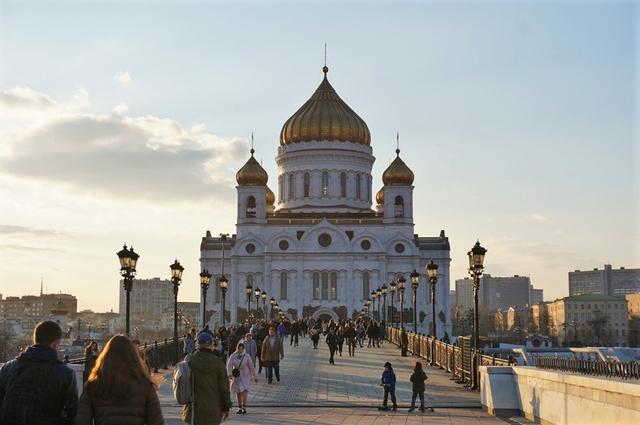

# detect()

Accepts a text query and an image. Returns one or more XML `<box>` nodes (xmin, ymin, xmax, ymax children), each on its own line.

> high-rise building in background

<box><xmin>455</xmin><ymin>274</ymin><xmax>535</xmax><ymax>312</ymax></box>
<box><xmin>118</xmin><ymin>277</ymin><xmax>173</xmax><ymax>318</ymax></box>
<box><xmin>530</xmin><ymin>287</ymin><xmax>544</xmax><ymax>304</ymax></box>
<box><xmin>569</xmin><ymin>265</ymin><xmax>640</xmax><ymax>296</ymax></box>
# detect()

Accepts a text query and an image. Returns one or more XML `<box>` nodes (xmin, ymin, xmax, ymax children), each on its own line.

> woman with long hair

<box><xmin>74</xmin><ymin>335</ymin><xmax>164</xmax><ymax>425</ymax></box>
<box><xmin>83</xmin><ymin>340</ymin><xmax>98</xmax><ymax>383</ymax></box>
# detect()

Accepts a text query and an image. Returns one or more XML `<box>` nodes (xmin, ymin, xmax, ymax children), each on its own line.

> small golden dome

<box><xmin>280</xmin><ymin>66</ymin><xmax>370</xmax><ymax>146</ymax></box>
<box><xmin>236</xmin><ymin>149</ymin><xmax>268</xmax><ymax>186</ymax></box>
<box><xmin>265</xmin><ymin>186</ymin><xmax>275</xmax><ymax>206</ymax></box>
<box><xmin>382</xmin><ymin>149</ymin><xmax>414</xmax><ymax>185</ymax></box>
<box><xmin>375</xmin><ymin>188</ymin><xmax>384</xmax><ymax>204</ymax></box>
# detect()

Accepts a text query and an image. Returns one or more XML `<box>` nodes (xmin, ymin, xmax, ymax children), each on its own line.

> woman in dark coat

<box><xmin>75</xmin><ymin>335</ymin><xmax>163</xmax><ymax>425</ymax></box>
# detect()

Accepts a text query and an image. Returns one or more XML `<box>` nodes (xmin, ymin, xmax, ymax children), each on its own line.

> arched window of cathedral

<box><xmin>215</xmin><ymin>275</ymin><xmax>222</xmax><ymax>303</ymax></box>
<box><xmin>321</xmin><ymin>272</ymin><xmax>329</xmax><ymax>300</ymax></box>
<box><xmin>280</xmin><ymin>272</ymin><xmax>288</xmax><ymax>300</ymax></box>
<box><xmin>247</xmin><ymin>274</ymin><xmax>254</xmax><ymax>288</ymax></box>
<box><xmin>288</xmin><ymin>173</ymin><xmax>294</xmax><ymax>200</ymax></box>
<box><xmin>330</xmin><ymin>272</ymin><xmax>337</xmax><ymax>299</ymax></box>
<box><xmin>340</xmin><ymin>172</ymin><xmax>347</xmax><ymax>197</ymax></box>
<box><xmin>246</xmin><ymin>196</ymin><xmax>256</xmax><ymax>218</ymax></box>
<box><xmin>304</xmin><ymin>173</ymin><xmax>310</xmax><ymax>198</ymax></box>
<box><xmin>313</xmin><ymin>272</ymin><xmax>320</xmax><ymax>300</ymax></box>
<box><xmin>278</xmin><ymin>175</ymin><xmax>284</xmax><ymax>202</ymax></box>
<box><xmin>394</xmin><ymin>195</ymin><xmax>404</xmax><ymax>217</ymax></box>
<box><xmin>362</xmin><ymin>272</ymin><xmax>370</xmax><ymax>300</ymax></box>
<box><xmin>321</xmin><ymin>172</ymin><xmax>329</xmax><ymax>197</ymax></box>
<box><xmin>356</xmin><ymin>173</ymin><xmax>361</xmax><ymax>199</ymax></box>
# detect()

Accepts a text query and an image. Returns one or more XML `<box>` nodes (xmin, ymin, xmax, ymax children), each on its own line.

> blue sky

<box><xmin>0</xmin><ymin>0</ymin><xmax>637</xmax><ymax>311</ymax></box>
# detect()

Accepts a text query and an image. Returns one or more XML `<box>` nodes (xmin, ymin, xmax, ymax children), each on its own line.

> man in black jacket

<box><xmin>0</xmin><ymin>320</ymin><xmax>78</xmax><ymax>424</ymax></box>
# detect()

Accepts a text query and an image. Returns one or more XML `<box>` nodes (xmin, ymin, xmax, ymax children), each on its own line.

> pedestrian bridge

<box><xmin>157</xmin><ymin>335</ymin><xmax>505</xmax><ymax>424</ymax></box>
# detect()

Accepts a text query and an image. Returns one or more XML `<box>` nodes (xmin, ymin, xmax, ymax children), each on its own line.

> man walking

<box><xmin>325</xmin><ymin>328</ymin><xmax>338</xmax><ymax>365</ymax></box>
<box><xmin>0</xmin><ymin>320</ymin><xmax>78</xmax><ymax>425</ymax></box>
<box><xmin>182</xmin><ymin>331</ymin><xmax>232</xmax><ymax>425</ymax></box>
<box><xmin>261</xmin><ymin>326</ymin><xmax>284</xmax><ymax>384</ymax></box>
<box><xmin>344</xmin><ymin>323</ymin><xmax>357</xmax><ymax>357</ymax></box>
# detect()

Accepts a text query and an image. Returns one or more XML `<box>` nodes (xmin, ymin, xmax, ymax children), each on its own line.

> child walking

<box><xmin>409</xmin><ymin>361</ymin><xmax>433</xmax><ymax>412</ymax></box>
<box><xmin>378</xmin><ymin>361</ymin><xmax>397</xmax><ymax>411</ymax></box>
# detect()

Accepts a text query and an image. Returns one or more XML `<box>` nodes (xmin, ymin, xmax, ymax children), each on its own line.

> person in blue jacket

<box><xmin>378</xmin><ymin>361</ymin><xmax>397</xmax><ymax>411</ymax></box>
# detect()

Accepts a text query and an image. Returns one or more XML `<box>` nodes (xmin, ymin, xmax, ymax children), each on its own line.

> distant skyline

<box><xmin>1</xmin><ymin>1</ymin><xmax>637</xmax><ymax>312</ymax></box>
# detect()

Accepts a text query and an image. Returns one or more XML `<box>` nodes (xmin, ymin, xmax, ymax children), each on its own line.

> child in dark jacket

<box><xmin>378</xmin><ymin>362</ymin><xmax>397</xmax><ymax>411</ymax></box>
<box><xmin>409</xmin><ymin>361</ymin><xmax>433</xmax><ymax>412</ymax></box>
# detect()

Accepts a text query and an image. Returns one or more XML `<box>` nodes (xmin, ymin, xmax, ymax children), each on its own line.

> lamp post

<box><xmin>410</xmin><ymin>270</ymin><xmax>420</xmax><ymax>333</ymax></box>
<box><xmin>381</xmin><ymin>284</ymin><xmax>388</xmax><ymax>324</ymax></box>
<box><xmin>468</xmin><ymin>240</ymin><xmax>487</xmax><ymax>390</ymax></box>
<box><xmin>376</xmin><ymin>288</ymin><xmax>382</xmax><ymax>321</ymax></box>
<box><xmin>219</xmin><ymin>233</ymin><xmax>229</xmax><ymax>326</ymax></box>
<box><xmin>199</xmin><ymin>269</ymin><xmax>212</xmax><ymax>328</ymax></box>
<box><xmin>170</xmin><ymin>259</ymin><xmax>184</xmax><ymax>363</ymax></box>
<box><xmin>426</xmin><ymin>261</ymin><xmax>439</xmax><ymax>339</ymax></box>
<box><xmin>254</xmin><ymin>287</ymin><xmax>261</xmax><ymax>320</ymax></box>
<box><xmin>245</xmin><ymin>282</ymin><xmax>253</xmax><ymax>322</ymax></box>
<box><xmin>117</xmin><ymin>244</ymin><xmax>139</xmax><ymax>336</ymax></box>
<box><xmin>398</xmin><ymin>276</ymin><xmax>406</xmax><ymax>329</ymax></box>
<box><xmin>261</xmin><ymin>291</ymin><xmax>267</xmax><ymax>318</ymax></box>
<box><xmin>370</xmin><ymin>290</ymin><xmax>377</xmax><ymax>320</ymax></box>
<box><xmin>270</xmin><ymin>297</ymin><xmax>276</xmax><ymax>319</ymax></box>
<box><xmin>366</xmin><ymin>300</ymin><xmax>371</xmax><ymax>319</ymax></box>
<box><xmin>390</xmin><ymin>281</ymin><xmax>397</xmax><ymax>328</ymax></box>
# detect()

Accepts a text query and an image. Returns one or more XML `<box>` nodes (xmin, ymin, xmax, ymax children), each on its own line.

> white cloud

<box><xmin>0</xmin><ymin>86</ymin><xmax>248</xmax><ymax>202</ymax></box>
<box><xmin>114</xmin><ymin>71</ymin><xmax>132</xmax><ymax>86</ymax></box>
<box><xmin>525</xmin><ymin>213</ymin><xmax>550</xmax><ymax>223</ymax></box>
<box><xmin>112</xmin><ymin>102</ymin><xmax>129</xmax><ymax>114</ymax></box>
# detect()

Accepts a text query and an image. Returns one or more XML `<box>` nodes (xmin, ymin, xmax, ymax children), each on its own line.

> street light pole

<box><xmin>219</xmin><ymin>233</ymin><xmax>229</xmax><ymax>326</ymax></box>
<box><xmin>390</xmin><ymin>281</ymin><xmax>397</xmax><ymax>328</ymax></box>
<box><xmin>261</xmin><ymin>291</ymin><xmax>267</xmax><ymax>319</ymax></box>
<box><xmin>410</xmin><ymin>270</ymin><xmax>420</xmax><ymax>333</ymax></box>
<box><xmin>170</xmin><ymin>259</ymin><xmax>184</xmax><ymax>363</ymax></box>
<box><xmin>398</xmin><ymin>276</ymin><xmax>406</xmax><ymax>330</ymax></box>
<box><xmin>381</xmin><ymin>284</ymin><xmax>387</xmax><ymax>324</ymax></box>
<box><xmin>199</xmin><ymin>269</ymin><xmax>212</xmax><ymax>328</ymax></box>
<box><xmin>270</xmin><ymin>297</ymin><xmax>275</xmax><ymax>320</ymax></box>
<box><xmin>254</xmin><ymin>287</ymin><xmax>261</xmax><ymax>321</ymax></box>
<box><xmin>426</xmin><ymin>261</ymin><xmax>439</xmax><ymax>340</ymax></box>
<box><xmin>246</xmin><ymin>283</ymin><xmax>253</xmax><ymax>322</ymax></box>
<box><xmin>467</xmin><ymin>240</ymin><xmax>487</xmax><ymax>390</ymax></box>
<box><xmin>117</xmin><ymin>244</ymin><xmax>139</xmax><ymax>337</ymax></box>
<box><xmin>376</xmin><ymin>288</ymin><xmax>382</xmax><ymax>321</ymax></box>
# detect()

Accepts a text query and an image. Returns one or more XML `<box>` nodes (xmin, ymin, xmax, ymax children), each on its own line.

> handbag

<box><xmin>231</xmin><ymin>354</ymin><xmax>244</xmax><ymax>378</ymax></box>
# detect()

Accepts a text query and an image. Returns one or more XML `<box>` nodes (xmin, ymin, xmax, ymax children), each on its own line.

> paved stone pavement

<box><xmin>158</xmin><ymin>336</ymin><xmax>507</xmax><ymax>424</ymax></box>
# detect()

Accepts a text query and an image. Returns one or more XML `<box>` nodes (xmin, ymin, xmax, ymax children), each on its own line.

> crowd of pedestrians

<box><xmin>0</xmin><ymin>316</ymin><xmax>433</xmax><ymax>424</ymax></box>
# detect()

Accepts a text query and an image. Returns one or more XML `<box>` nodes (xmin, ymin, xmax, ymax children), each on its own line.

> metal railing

<box><xmin>65</xmin><ymin>337</ymin><xmax>185</xmax><ymax>372</ymax></box>
<box><xmin>386</xmin><ymin>327</ymin><xmax>513</xmax><ymax>391</ymax></box>
<box><xmin>534</xmin><ymin>356</ymin><xmax>640</xmax><ymax>380</ymax></box>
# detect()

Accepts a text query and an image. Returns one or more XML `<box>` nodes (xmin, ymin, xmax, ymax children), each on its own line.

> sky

<box><xmin>0</xmin><ymin>0</ymin><xmax>637</xmax><ymax>312</ymax></box>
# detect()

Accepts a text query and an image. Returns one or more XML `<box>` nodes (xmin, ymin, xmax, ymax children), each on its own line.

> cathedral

<box><xmin>200</xmin><ymin>65</ymin><xmax>451</xmax><ymax>337</ymax></box>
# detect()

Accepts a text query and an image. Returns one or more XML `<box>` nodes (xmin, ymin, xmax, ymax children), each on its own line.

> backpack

<box><xmin>0</xmin><ymin>359</ymin><xmax>59</xmax><ymax>425</ymax></box>
<box><xmin>172</xmin><ymin>355</ymin><xmax>193</xmax><ymax>405</ymax></box>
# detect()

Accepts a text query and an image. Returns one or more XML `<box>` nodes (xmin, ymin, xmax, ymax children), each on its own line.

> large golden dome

<box><xmin>280</xmin><ymin>66</ymin><xmax>371</xmax><ymax>146</ymax></box>
<box><xmin>382</xmin><ymin>149</ymin><xmax>414</xmax><ymax>185</ymax></box>
<box><xmin>236</xmin><ymin>149</ymin><xmax>268</xmax><ymax>186</ymax></box>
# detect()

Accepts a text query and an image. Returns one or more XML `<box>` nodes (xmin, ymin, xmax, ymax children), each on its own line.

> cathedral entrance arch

<box><xmin>311</xmin><ymin>307</ymin><xmax>339</xmax><ymax>322</ymax></box>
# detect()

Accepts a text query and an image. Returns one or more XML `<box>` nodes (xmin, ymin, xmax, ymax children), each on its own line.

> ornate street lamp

<box><xmin>199</xmin><ymin>269</ymin><xmax>212</xmax><ymax>328</ymax></box>
<box><xmin>410</xmin><ymin>270</ymin><xmax>420</xmax><ymax>333</ymax></box>
<box><xmin>245</xmin><ymin>282</ymin><xmax>253</xmax><ymax>321</ymax></box>
<box><xmin>170</xmin><ymin>259</ymin><xmax>184</xmax><ymax>363</ymax></box>
<box><xmin>254</xmin><ymin>287</ymin><xmax>261</xmax><ymax>320</ymax></box>
<box><xmin>426</xmin><ymin>261</ymin><xmax>439</xmax><ymax>339</ymax></box>
<box><xmin>219</xmin><ymin>233</ymin><xmax>230</xmax><ymax>326</ymax></box>
<box><xmin>398</xmin><ymin>276</ymin><xmax>406</xmax><ymax>329</ymax></box>
<box><xmin>376</xmin><ymin>288</ymin><xmax>382</xmax><ymax>321</ymax></box>
<box><xmin>219</xmin><ymin>274</ymin><xmax>228</xmax><ymax>326</ymax></box>
<box><xmin>366</xmin><ymin>299</ymin><xmax>371</xmax><ymax>318</ymax></box>
<box><xmin>117</xmin><ymin>244</ymin><xmax>139</xmax><ymax>336</ymax></box>
<box><xmin>381</xmin><ymin>284</ymin><xmax>388</xmax><ymax>324</ymax></box>
<box><xmin>468</xmin><ymin>240</ymin><xmax>487</xmax><ymax>390</ymax></box>
<box><xmin>389</xmin><ymin>280</ymin><xmax>397</xmax><ymax>328</ymax></box>
<box><xmin>261</xmin><ymin>291</ymin><xmax>267</xmax><ymax>318</ymax></box>
<box><xmin>270</xmin><ymin>297</ymin><xmax>276</xmax><ymax>319</ymax></box>
<box><xmin>371</xmin><ymin>290</ymin><xmax>377</xmax><ymax>320</ymax></box>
